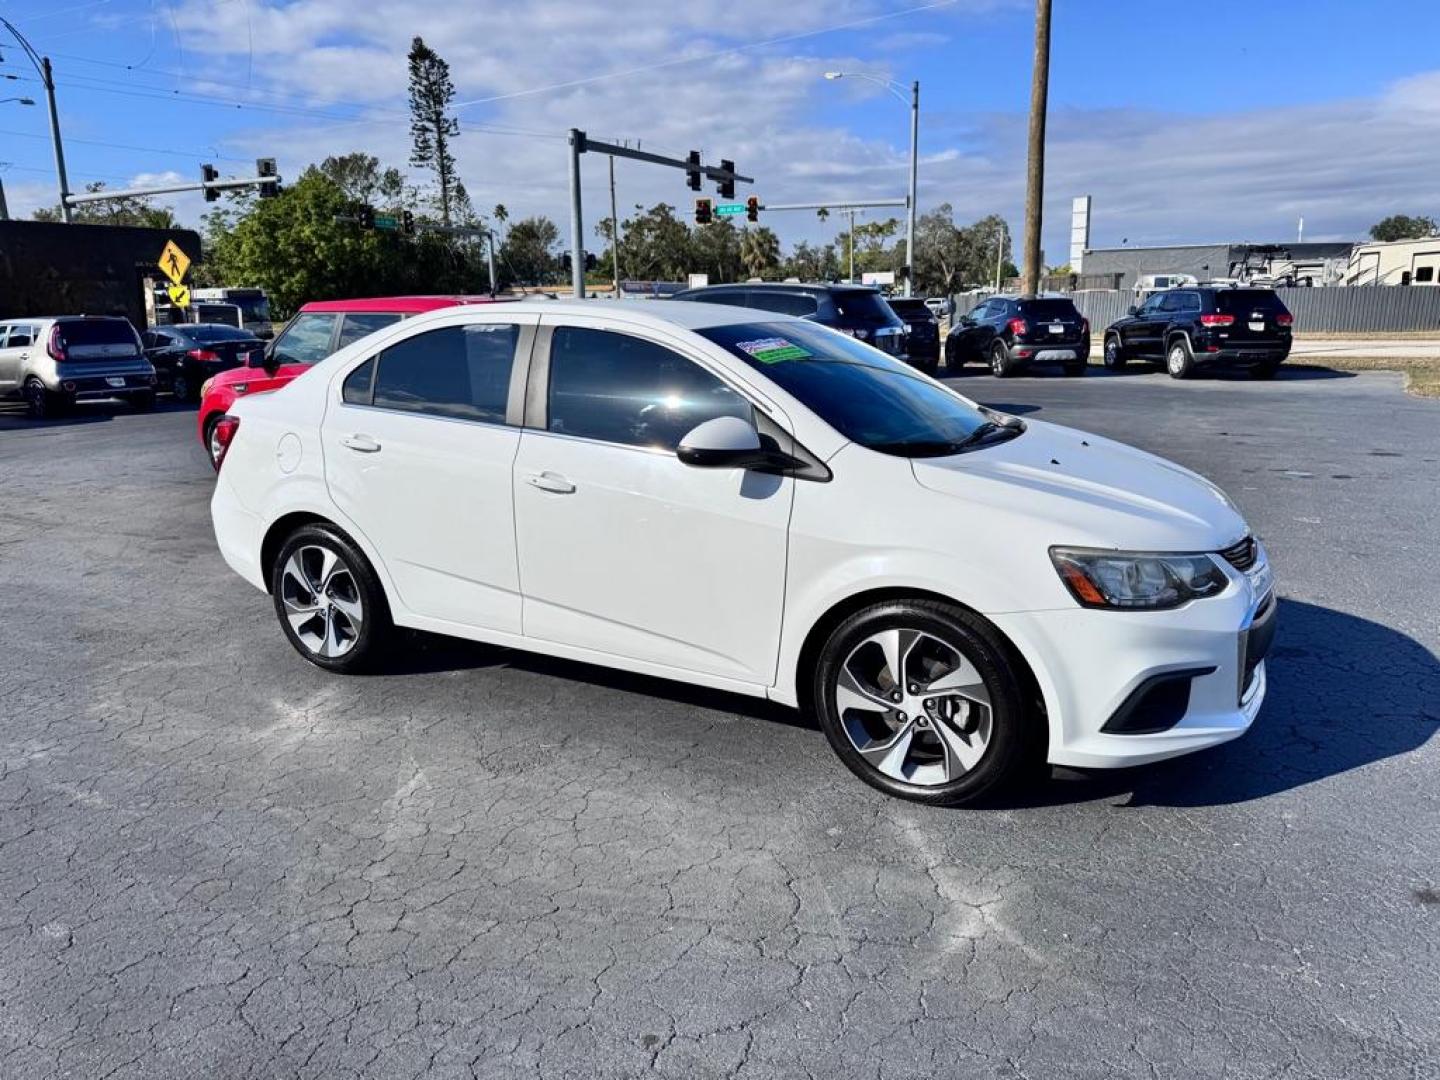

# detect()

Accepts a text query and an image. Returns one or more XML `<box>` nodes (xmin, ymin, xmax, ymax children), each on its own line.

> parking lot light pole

<box><xmin>0</xmin><ymin>17</ymin><xmax>72</xmax><ymax>223</ymax></box>
<box><xmin>824</xmin><ymin>72</ymin><xmax>919</xmax><ymax>297</ymax></box>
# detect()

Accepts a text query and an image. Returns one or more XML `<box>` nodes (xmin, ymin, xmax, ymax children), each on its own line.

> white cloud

<box><xmin>94</xmin><ymin>0</ymin><xmax>1440</xmax><ymax>263</ymax></box>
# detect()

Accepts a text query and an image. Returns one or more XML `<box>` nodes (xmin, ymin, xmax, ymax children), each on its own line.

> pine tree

<box><xmin>407</xmin><ymin>36</ymin><xmax>460</xmax><ymax>226</ymax></box>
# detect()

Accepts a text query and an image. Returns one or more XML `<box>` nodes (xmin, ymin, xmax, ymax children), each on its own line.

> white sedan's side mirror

<box><xmin>677</xmin><ymin>415</ymin><xmax>772</xmax><ymax>469</ymax></box>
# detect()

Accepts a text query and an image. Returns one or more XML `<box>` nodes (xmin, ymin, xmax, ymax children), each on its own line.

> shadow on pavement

<box><xmin>1011</xmin><ymin>598</ymin><xmax>1439</xmax><ymax>809</ymax></box>
<box><xmin>370</xmin><ymin>603</ymin><xmax>1437</xmax><ymax>807</ymax></box>
<box><xmin>0</xmin><ymin>398</ymin><xmax>192</xmax><ymax>432</ymax></box>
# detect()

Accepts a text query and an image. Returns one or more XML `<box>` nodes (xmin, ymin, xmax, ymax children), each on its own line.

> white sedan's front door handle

<box><xmin>525</xmin><ymin>471</ymin><xmax>576</xmax><ymax>494</ymax></box>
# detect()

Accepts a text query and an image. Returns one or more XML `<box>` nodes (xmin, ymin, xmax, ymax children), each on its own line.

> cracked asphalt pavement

<box><xmin>1</xmin><ymin>364</ymin><xmax>1437</xmax><ymax>1079</ymax></box>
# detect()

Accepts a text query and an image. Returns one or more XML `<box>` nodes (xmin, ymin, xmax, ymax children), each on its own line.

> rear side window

<box><xmin>1214</xmin><ymin>290</ymin><xmax>1288</xmax><ymax>314</ymax></box>
<box><xmin>1415</xmin><ymin>266</ymin><xmax>1435</xmax><ymax>283</ymax></box>
<box><xmin>342</xmin><ymin>358</ymin><xmax>375</xmax><ymax>405</ymax></box>
<box><xmin>1018</xmin><ymin>299</ymin><xmax>1080</xmax><ymax>319</ymax></box>
<box><xmin>6</xmin><ymin>325</ymin><xmax>35</xmax><ymax>347</ymax></box>
<box><xmin>546</xmin><ymin>326</ymin><xmax>751</xmax><ymax>451</ymax></box>
<box><xmin>58</xmin><ymin>319</ymin><xmax>139</xmax><ymax>349</ymax></box>
<box><xmin>338</xmin><ymin>312</ymin><xmax>403</xmax><ymax>348</ymax></box>
<box><xmin>690</xmin><ymin>290</ymin><xmax>751</xmax><ymax>307</ymax></box>
<box><xmin>752</xmin><ymin>292</ymin><xmax>818</xmax><ymax>317</ymax></box>
<box><xmin>271</xmin><ymin>313</ymin><xmax>338</xmax><ymax>365</ymax></box>
<box><xmin>372</xmin><ymin>323</ymin><xmax>519</xmax><ymax>423</ymax></box>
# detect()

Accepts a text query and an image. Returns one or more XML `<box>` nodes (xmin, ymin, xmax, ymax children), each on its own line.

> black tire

<box><xmin>812</xmin><ymin>600</ymin><xmax>1041</xmax><ymax>807</ymax></box>
<box><xmin>130</xmin><ymin>389</ymin><xmax>156</xmax><ymax>412</ymax></box>
<box><xmin>23</xmin><ymin>378</ymin><xmax>69</xmax><ymax>419</ymax></box>
<box><xmin>270</xmin><ymin>523</ymin><xmax>393</xmax><ymax>674</ymax></box>
<box><xmin>1063</xmin><ymin>361</ymin><xmax>1087</xmax><ymax>377</ymax></box>
<box><xmin>1251</xmin><ymin>360</ymin><xmax>1281</xmax><ymax>380</ymax></box>
<box><xmin>171</xmin><ymin>371</ymin><xmax>194</xmax><ymax>403</ymax></box>
<box><xmin>1102</xmin><ymin>334</ymin><xmax>1127</xmax><ymax>370</ymax></box>
<box><xmin>1165</xmin><ymin>336</ymin><xmax>1195</xmax><ymax>380</ymax></box>
<box><xmin>944</xmin><ymin>339</ymin><xmax>959</xmax><ymax>370</ymax></box>
<box><xmin>989</xmin><ymin>340</ymin><xmax>1016</xmax><ymax>378</ymax></box>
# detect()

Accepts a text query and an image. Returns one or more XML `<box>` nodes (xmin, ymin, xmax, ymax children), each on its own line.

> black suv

<box><xmin>1104</xmin><ymin>287</ymin><xmax>1293</xmax><ymax>379</ymax></box>
<box><xmin>669</xmin><ymin>283</ymin><xmax>910</xmax><ymax>365</ymax></box>
<box><xmin>885</xmin><ymin>297</ymin><xmax>940</xmax><ymax>373</ymax></box>
<box><xmin>946</xmin><ymin>295</ymin><xmax>1089</xmax><ymax>377</ymax></box>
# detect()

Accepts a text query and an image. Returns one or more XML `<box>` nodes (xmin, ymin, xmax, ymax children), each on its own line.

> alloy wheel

<box><xmin>278</xmin><ymin>544</ymin><xmax>365</xmax><ymax>659</ymax></box>
<box><xmin>1104</xmin><ymin>338</ymin><xmax>1120</xmax><ymax>366</ymax></box>
<box><xmin>834</xmin><ymin>627</ymin><xmax>993</xmax><ymax>786</ymax></box>
<box><xmin>1168</xmin><ymin>345</ymin><xmax>1187</xmax><ymax>376</ymax></box>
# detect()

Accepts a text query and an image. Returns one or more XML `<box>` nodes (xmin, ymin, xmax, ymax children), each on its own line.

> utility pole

<box><xmin>847</xmin><ymin>209</ymin><xmax>857</xmax><ymax>283</ymax></box>
<box><xmin>0</xmin><ymin>173</ymin><xmax>8</xmax><ymax>221</ymax></box>
<box><xmin>568</xmin><ymin>128</ymin><xmax>585</xmax><ymax>298</ymax></box>
<box><xmin>609</xmin><ymin>144</ymin><xmax>622</xmax><ymax>296</ymax></box>
<box><xmin>995</xmin><ymin>221</ymin><xmax>1007</xmax><ymax>291</ymax></box>
<box><xmin>1021</xmin><ymin>0</ymin><xmax>1052</xmax><ymax>295</ymax></box>
<box><xmin>905</xmin><ymin>80</ymin><xmax>919</xmax><ymax>297</ymax></box>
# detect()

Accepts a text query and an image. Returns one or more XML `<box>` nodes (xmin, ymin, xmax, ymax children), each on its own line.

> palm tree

<box><xmin>740</xmin><ymin>227</ymin><xmax>781</xmax><ymax>280</ymax></box>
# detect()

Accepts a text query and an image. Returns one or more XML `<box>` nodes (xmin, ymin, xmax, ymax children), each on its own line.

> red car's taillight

<box><xmin>46</xmin><ymin>324</ymin><xmax>66</xmax><ymax>362</ymax></box>
<box><xmin>1276</xmin><ymin>312</ymin><xmax>1293</xmax><ymax>327</ymax></box>
<box><xmin>187</xmin><ymin>348</ymin><xmax>222</xmax><ymax>362</ymax></box>
<box><xmin>1200</xmin><ymin>313</ymin><xmax>1235</xmax><ymax>327</ymax></box>
<box><xmin>212</xmin><ymin>416</ymin><xmax>240</xmax><ymax>470</ymax></box>
<box><xmin>1007</xmin><ymin>318</ymin><xmax>1029</xmax><ymax>336</ymax></box>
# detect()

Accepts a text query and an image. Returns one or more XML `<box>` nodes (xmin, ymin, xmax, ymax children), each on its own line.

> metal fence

<box><xmin>952</xmin><ymin>287</ymin><xmax>1440</xmax><ymax>333</ymax></box>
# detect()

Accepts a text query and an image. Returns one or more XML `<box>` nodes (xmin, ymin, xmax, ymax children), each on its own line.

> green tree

<box><xmin>781</xmin><ymin>241</ymin><xmax>841</xmax><ymax>282</ymax></box>
<box><xmin>1369</xmin><ymin>214</ymin><xmax>1436</xmax><ymax>242</ymax></box>
<box><xmin>33</xmin><ymin>181</ymin><xmax>177</xmax><ymax>228</ymax></box>
<box><xmin>498</xmin><ymin>215</ymin><xmax>560</xmax><ymax>287</ymax></box>
<box><xmin>407</xmin><ymin>36</ymin><xmax>461</xmax><ymax>226</ymax></box>
<box><xmin>318</xmin><ymin>153</ymin><xmax>406</xmax><ymax>208</ymax></box>
<box><xmin>201</xmin><ymin>164</ymin><xmax>488</xmax><ymax>316</ymax></box>
<box><xmin>616</xmin><ymin>203</ymin><xmax>692</xmax><ymax>282</ymax></box>
<box><xmin>689</xmin><ymin>219</ymin><xmax>743</xmax><ymax>283</ymax></box>
<box><xmin>739</xmin><ymin>226</ymin><xmax>782</xmax><ymax>280</ymax></box>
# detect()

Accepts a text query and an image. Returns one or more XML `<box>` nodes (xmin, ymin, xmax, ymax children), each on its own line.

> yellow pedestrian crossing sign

<box><xmin>158</xmin><ymin>240</ymin><xmax>190</xmax><ymax>285</ymax></box>
<box><xmin>167</xmin><ymin>283</ymin><xmax>191</xmax><ymax>308</ymax></box>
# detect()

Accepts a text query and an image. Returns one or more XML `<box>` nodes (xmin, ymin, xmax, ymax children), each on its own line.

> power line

<box><xmin>0</xmin><ymin>125</ymin><xmax>251</xmax><ymax>163</ymax></box>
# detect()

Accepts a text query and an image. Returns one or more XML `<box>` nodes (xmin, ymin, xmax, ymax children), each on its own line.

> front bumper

<box><xmin>991</xmin><ymin>571</ymin><xmax>1275</xmax><ymax>769</ymax></box>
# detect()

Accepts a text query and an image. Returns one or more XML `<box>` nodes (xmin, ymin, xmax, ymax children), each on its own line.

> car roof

<box><xmin>297</xmin><ymin>295</ymin><xmax>518</xmax><ymax>314</ymax></box>
<box><xmin>687</xmin><ymin>282</ymin><xmax>880</xmax><ymax>296</ymax></box>
<box><xmin>404</xmin><ymin>298</ymin><xmax>803</xmax><ymax>332</ymax></box>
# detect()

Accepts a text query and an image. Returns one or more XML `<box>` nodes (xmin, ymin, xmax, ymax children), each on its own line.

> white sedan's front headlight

<box><xmin>1050</xmin><ymin>547</ymin><xmax>1229</xmax><ymax>610</ymax></box>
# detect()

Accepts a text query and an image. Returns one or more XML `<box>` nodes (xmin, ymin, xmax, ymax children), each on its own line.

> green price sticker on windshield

<box><xmin>736</xmin><ymin>337</ymin><xmax>810</xmax><ymax>364</ymax></box>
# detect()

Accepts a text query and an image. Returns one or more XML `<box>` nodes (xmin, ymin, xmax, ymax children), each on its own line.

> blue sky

<box><xmin>2</xmin><ymin>0</ymin><xmax>1438</xmax><ymax>264</ymax></box>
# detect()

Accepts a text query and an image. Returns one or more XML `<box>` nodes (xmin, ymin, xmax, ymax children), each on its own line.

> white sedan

<box><xmin>210</xmin><ymin>300</ymin><xmax>1275</xmax><ymax>805</ymax></box>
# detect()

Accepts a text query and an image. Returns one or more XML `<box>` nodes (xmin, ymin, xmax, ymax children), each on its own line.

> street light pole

<box><xmin>0</xmin><ymin>18</ymin><xmax>72</xmax><ymax>223</ymax></box>
<box><xmin>824</xmin><ymin>71</ymin><xmax>920</xmax><ymax>296</ymax></box>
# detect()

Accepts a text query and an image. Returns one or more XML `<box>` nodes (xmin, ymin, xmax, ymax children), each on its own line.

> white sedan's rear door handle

<box><xmin>342</xmin><ymin>434</ymin><xmax>382</xmax><ymax>453</ymax></box>
<box><xmin>525</xmin><ymin>471</ymin><xmax>576</xmax><ymax>494</ymax></box>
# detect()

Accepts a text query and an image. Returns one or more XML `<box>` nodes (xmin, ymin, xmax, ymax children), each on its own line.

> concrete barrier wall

<box><xmin>952</xmin><ymin>288</ymin><xmax>1440</xmax><ymax>333</ymax></box>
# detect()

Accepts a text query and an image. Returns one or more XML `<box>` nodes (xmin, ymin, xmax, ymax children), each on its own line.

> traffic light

<box><xmin>357</xmin><ymin>203</ymin><xmax>375</xmax><ymax>229</ymax></box>
<box><xmin>686</xmin><ymin>150</ymin><xmax>701</xmax><ymax>192</ymax></box>
<box><xmin>746</xmin><ymin>195</ymin><xmax>760</xmax><ymax>223</ymax></box>
<box><xmin>561</xmin><ymin>252</ymin><xmax>573</xmax><ymax>273</ymax></box>
<box><xmin>718</xmin><ymin>160</ymin><xmax>735</xmax><ymax>201</ymax></box>
<box><xmin>584</xmin><ymin>252</ymin><xmax>597</xmax><ymax>272</ymax></box>
<box><xmin>401</xmin><ymin>209</ymin><xmax>415</xmax><ymax>235</ymax></box>
<box><xmin>694</xmin><ymin>198</ymin><xmax>713</xmax><ymax>225</ymax></box>
<box><xmin>201</xmin><ymin>163</ymin><xmax>219</xmax><ymax>202</ymax></box>
<box><xmin>255</xmin><ymin>157</ymin><xmax>279</xmax><ymax>199</ymax></box>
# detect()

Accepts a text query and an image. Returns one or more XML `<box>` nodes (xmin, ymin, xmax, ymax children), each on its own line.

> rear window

<box><xmin>887</xmin><ymin>299</ymin><xmax>933</xmax><ymax>319</ymax></box>
<box><xmin>1214</xmin><ymin>290</ymin><xmax>1288</xmax><ymax>314</ymax></box>
<box><xmin>830</xmin><ymin>290</ymin><xmax>895</xmax><ymax>324</ymax></box>
<box><xmin>58</xmin><ymin>319</ymin><xmax>139</xmax><ymax>347</ymax></box>
<box><xmin>1016</xmin><ymin>299</ymin><xmax>1080</xmax><ymax>319</ymax></box>
<box><xmin>184</xmin><ymin>324</ymin><xmax>256</xmax><ymax>342</ymax></box>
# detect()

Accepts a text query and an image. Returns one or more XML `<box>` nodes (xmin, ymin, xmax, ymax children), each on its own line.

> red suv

<box><xmin>197</xmin><ymin>295</ymin><xmax>515</xmax><ymax>466</ymax></box>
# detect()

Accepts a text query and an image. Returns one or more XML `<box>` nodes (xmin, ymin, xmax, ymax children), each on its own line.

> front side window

<box><xmin>698</xmin><ymin>321</ymin><xmax>998</xmax><ymax>457</ymax></box>
<box><xmin>370</xmin><ymin>323</ymin><xmax>519</xmax><ymax>423</ymax></box>
<box><xmin>546</xmin><ymin>326</ymin><xmax>751</xmax><ymax>451</ymax></box>
<box><xmin>271</xmin><ymin>313</ymin><xmax>338</xmax><ymax>365</ymax></box>
<box><xmin>338</xmin><ymin>312</ymin><xmax>403</xmax><ymax>348</ymax></box>
<box><xmin>1138</xmin><ymin>295</ymin><xmax>1164</xmax><ymax>316</ymax></box>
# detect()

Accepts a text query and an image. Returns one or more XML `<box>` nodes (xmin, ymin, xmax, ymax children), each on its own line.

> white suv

<box><xmin>210</xmin><ymin>300</ymin><xmax>1275</xmax><ymax>805</ymax></box>
<box><xmin>0</xmin><ymin>316</ymin><xmax>156</xmax><ymax>418</ymax></box>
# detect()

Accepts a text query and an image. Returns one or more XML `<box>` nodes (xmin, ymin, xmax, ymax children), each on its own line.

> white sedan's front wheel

<box><xmin>812</xmin><ymin>600</ymin><xmax>1040</xmax><ymax>805</ymax></box>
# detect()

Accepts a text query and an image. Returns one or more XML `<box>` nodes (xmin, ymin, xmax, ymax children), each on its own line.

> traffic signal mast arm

<box><xmin>64</xmin><ymin>160</ymin><xmax>285</xmax><ymax>206</ymax></box>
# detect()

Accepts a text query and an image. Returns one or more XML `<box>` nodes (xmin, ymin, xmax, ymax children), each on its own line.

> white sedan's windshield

<box><xmin>698</xmin><ymin>322</ymin><xmax>1012</xmax><ymax>456</ymax></box>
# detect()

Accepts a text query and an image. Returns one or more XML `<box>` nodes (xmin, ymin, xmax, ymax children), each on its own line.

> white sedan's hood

<box><xmin>911</xmin><ymin>419</ymin><xmax>1248</xmax><ymax>552</ymax></box>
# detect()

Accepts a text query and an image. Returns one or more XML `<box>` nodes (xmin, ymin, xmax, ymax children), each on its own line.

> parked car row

<box><xmin>0</xmin><ymin>315</ymin><xmax>158</xmax><ymax>418</ymax></box>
